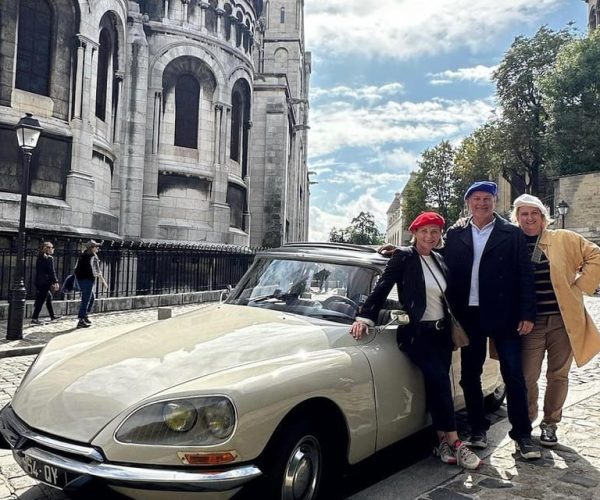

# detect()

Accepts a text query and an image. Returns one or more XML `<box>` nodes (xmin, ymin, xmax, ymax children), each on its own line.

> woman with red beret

<box><xmin>350</xmin><ymin>212</ymin><xmax>481</xmax><ymax>470</ymax></box>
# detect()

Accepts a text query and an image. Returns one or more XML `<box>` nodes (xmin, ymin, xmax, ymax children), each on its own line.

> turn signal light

<box><xmin>178</xmin><ymin>451</ymin><xmax>237</xmax><ymax>465</ymax></box>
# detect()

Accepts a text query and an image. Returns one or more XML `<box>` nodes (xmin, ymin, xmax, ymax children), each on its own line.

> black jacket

<box><xmin>443</xmin><ymin>215</ymin><xmax>536</xmax><ymax>338</ymax></box>
<box><xmin>74</xmin><ymin>251</ymin><xmax>95</xmax><ymax>280</ymax></box>
<box><xmin>359</xmin><ymin>246</ymin><xmax>449</xmax><ymax>342</ymax></box>
<box><xmin>34</xmin><ymin>255</ymin><xmax>58</xmax><ymax>287</ymax></box>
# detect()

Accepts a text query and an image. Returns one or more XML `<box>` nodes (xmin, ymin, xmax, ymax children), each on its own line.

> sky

<box><xmin>304</xmin><ymin>0</ymin><xmax>588</xmax><ymax>241</ymax></box>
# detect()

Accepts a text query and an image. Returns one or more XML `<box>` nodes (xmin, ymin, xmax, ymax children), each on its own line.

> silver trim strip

<box><xmin>16</xmin><ymin>447</ymin><xmax>262</xmax><ymax>492</ymax></box>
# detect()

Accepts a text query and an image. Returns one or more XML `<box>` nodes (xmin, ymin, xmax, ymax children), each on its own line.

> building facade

<box><xmin>385</xmin><ymin>172</ymin><xmax>414</xmax><ymax>246</ymax></box>
<box><xmin>0</xmin><ymin>0</ymin><xmax>309</xmax><ymax>248</ymax></box>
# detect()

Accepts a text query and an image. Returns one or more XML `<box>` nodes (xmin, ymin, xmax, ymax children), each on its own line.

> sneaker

<box><xmin>540</xmin><ymin>423</ymin><xmax>558</xmax><ymax>447</ymax></box>
<box><xmin>83</xmin><ymin>316</ymin><xmax>92</xmax><ymax>325</ymax></box>
<box><xmin>464</xmin><ymin>431</ymin><xmax>488</xmax><ymax>449</ymax></box>
<box><xmin>30</xmin><ymin>319</ymin><xmax>44</xmax><ymax>325</ymax></box>
<box><xmin>50</xmin><ymin>315</ymin><xmax>62</xmax><ymax>321</ymax></box>
<box><xmin>453</xmin><ymin>441</ymin><xmax>482</xmax><ymax>470</ymax></box>
<box><xmin>76</xmin><ymin>319</ymin><xmax>90</xmax><ymax>329</ymax></box>
<box><xmin>515</xmin><ymin>437</ymin><xmax>542</xmax><ymax>459</ymax></box>
<box><xmin>435</xmin><ymin>439</ymin><xmax>457</xmax><ymax>464</ymax></box>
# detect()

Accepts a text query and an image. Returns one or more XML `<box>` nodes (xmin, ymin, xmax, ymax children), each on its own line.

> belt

<box><xmin>420</xmin><ymin>319</ymin><xmax>446</xmax><ymax>331</ymax></box>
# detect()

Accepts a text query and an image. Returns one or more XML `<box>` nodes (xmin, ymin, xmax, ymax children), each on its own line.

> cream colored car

<box><xmin>0</xmin><ymin>243</ymin><xmax>504</xmax><ymax>500</ymax></box>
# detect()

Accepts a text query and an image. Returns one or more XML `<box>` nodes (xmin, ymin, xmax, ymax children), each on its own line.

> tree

<box><xmin>401</xmin><ymin>170</ymin><xmax>427</xmax><ymax>230</ymax></box>
<box><xmin>492</xmin><ymin>25</ymin><xmax>575</xmax><ymax>197</ymax></box>
<box><xmin>542</xmin><ymin>28</ymin><xmax>600</xmax><ymax>176</ymax></box>
<box><xmin>328</xmin><ymin>211</ymin><xmax>384</xmax><ymax>245</ymax></box>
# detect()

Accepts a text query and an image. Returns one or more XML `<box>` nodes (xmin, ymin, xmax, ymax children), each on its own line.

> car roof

<box><xmin>257</xmin><ymin>242</ymin><xmax>389</xmax><ymax>267</ymax></box>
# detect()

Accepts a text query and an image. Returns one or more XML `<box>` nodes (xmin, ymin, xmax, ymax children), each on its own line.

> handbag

<box><xmin>419</xmin><ymin>256</ymin><xmax>470</xmax><ymax>348</ymax></box>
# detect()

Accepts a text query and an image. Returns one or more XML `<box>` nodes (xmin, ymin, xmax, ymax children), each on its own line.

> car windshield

<box><xmin>226</xmin><ymin>257</ymin><xmax>380</xmax><ymax>324</ymax></box>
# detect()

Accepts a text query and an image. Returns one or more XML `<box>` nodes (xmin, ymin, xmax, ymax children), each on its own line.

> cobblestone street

<box><xmin>0</xmin><ymin>299</ymin><xmax>599</xmax><ymax>498</ymax></box>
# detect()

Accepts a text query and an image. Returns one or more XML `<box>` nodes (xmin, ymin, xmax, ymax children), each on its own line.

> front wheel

<box><xmin>261</xmin><ymin>421</ymin><xmax>333</xmax><ymax>500</ymax></box>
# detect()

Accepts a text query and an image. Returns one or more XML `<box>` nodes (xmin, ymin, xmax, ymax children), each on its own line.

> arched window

<box><xmin>280</xmin><ymin>6</ymin><xmax>285</xmax><ymax>23</ymax></box>
<box><xmin>96</xmin><ymin>28</ymin><xmax>112</xmax><ymax>121</ymax></box>
<box><xmin>175</xmin><ymin>75</ymin><xmax>200</xmax><ymax>148</ymax></box>
<box><xmin>230</xmin><ymin>90</ymin><xmax>243</xmax><ymax>162</ymax></box>
<box><xmin>16</xmin><ymin>0</ymin><xmax>52</xmax><ymax>95</ymax></box>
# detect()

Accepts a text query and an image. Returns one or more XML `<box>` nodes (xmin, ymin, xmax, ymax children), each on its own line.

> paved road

<box><xmin>0</xmin><ymin>299</ymin><xmax>599</xmax><ymax>499</ymax></box>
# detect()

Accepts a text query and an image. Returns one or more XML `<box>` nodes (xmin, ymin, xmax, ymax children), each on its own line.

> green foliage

<box><xmin>491</xmin><ymin>25</ymin><xmax>575</xmax><ymax>195</ymax></box>
<box><xmin>542</xmin><ymin>28</ymin><xmax>600</xmax><ymax>175</ymax></box>
<box><xmin>328</xmin><ymin>211</ymin><xmax>385</xmax><ymax>245</ymax></box>
<box><xmin>401</xmin><ymin>171</ymin><xmax>428</xmax><ymax>230</ymax></box>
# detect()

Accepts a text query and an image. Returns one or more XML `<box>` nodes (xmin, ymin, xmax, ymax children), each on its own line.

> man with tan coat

<box><xmin>512</xmin><ymin>194</ymin><xmax>600</xmax><ymax>447</ymax></box>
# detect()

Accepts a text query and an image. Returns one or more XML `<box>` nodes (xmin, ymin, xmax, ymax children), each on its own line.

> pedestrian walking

<box><xmin>31</xmin><ymin>241</ymin><xmax>61</xmax><ymax>325</ymax></box>
<box><xmin>74</xmin><ymin>240</ymin><xmax>107</xmax><ymax>329</ymax></box>
<box><xmin>351</xmin><ymin>212</ymin><xmax>482</xmax><ymax>470</ymax></box>
<box><xmin>511</xmin><ymin>194</ymin><xmax>600</xmax><ymax>446</ymax></box>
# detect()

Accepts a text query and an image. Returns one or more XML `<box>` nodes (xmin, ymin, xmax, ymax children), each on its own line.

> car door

<box><xmin>358</xmin><ymin>327</ymin><xmax>429</xmax><ymax>451</ymax></box>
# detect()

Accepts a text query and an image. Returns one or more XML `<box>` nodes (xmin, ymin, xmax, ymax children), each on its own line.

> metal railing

<box><xmin>0</xmin><ymin>242</ymin><xmax>257</xmax><ymax>300</ymax></box>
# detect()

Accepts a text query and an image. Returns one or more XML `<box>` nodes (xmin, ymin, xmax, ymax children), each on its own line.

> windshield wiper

<box><xmin>248</xmin><ymin>291</ymin><xmax>300</xmax><ymax>303</ymax></box>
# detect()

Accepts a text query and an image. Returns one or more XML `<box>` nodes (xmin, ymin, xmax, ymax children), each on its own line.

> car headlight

<box><xmin>116</xmin><ymin>397</ymin><xmax>236</xmax><ymax>445</ymax></box>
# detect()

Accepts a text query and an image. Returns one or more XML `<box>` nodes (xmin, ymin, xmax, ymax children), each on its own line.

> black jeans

<box><xmin>32</xmin><ymin>285</ymin><xmax>55</xmax><ymax>320</ymax></box>
<box><xmin>460</xmin><ymin>307</ymin><xmax>532</xmax><ymax>440</ymax></box>
<box><xmin>405</xmin><ymin>321</ymin><xmax>455</xmax><ymax>432</ymax></box>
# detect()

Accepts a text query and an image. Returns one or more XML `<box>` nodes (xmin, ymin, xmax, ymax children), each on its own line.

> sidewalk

<box><xmin>350</xmin><ymin>377</ymin><xmax>600</xmax><ymax>499</ymax></box>
<box><xmin>0</xmin><ymin>303</ymin><xmax>214</xmax><ymax>359</ymax></box>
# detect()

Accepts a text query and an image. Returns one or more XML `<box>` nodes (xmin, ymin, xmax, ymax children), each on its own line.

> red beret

<box><xmin>409</xmin><ymin>211</ymin><xmax>445</xmax><ymax>232</ymax></box>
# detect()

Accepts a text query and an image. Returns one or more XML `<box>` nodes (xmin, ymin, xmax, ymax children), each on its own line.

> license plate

<box><xmin>14</xmin><ymin>451</ymin><xmax>75</xmax><ymax>489</ymax></box>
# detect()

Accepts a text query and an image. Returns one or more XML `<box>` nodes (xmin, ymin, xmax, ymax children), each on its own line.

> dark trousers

<box><xmin>460</xmin><ymin>307</ymin><xmax>532</xmax><ymax>440</ymax></box>
<box><xmin>32</xmin><ymin>285</ymin><xmax>55</xmax><ymax>320</ymax></box>
<box><xmin>78</xmin><ymin>279</ymin><xmax>95</xmax><ymax>319</ymax></box>
<box><xmin>405</xmin><ymin>322</ymin><xmax>455</xmax><ymax>432</ymax></box>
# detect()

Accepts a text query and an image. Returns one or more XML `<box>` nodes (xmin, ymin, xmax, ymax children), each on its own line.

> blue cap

<box><xmin>464</xmin><ymin>181</ymin><xmax>497</xmax><ymax>200</ymax></box>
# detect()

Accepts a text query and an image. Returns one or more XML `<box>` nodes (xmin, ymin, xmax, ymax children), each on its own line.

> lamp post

<box><xmin>6</xmin><ymin>113</ymin><xmax>42</xmax><ymax>340</ymax></box>
<box><xmin>556</xmin><ymin>199</ymin><xmax>569</xmax><ymax>230</ymax></box>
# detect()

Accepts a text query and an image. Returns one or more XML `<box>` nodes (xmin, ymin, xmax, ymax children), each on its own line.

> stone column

<box><xmin>163</xmin><ymin>0</ymin><xmax>170</xmax><ymax>20</ymax></box>
<box><xmin>73</xmin><ymin>37</ymin><xmax>86</xmax><ymax>119</ymax></box>
<box><xmin>214</xmin><ymin>104</ymin><xmax>223</xmax><ymax>164</ymax></box>
<box><xmin>229</xmin><ymin>16</ymin><xmax>238</xmax><ymax>47</ymax></box>
<box><xmin>112</xmin><ymin>71</ymin><xmax>124</xmax><ymax>144</ymax></box>
<box><xmin>200</xmin><ymin>1</ymin><xmax>209</xmax><ymax>32</ymax></box>
<box><xmin>152</xmin><ymin>90</ymin><xmax>162</xmax><ymax>154</ymax></box>
<box><xmin>216</xmin><ymin>8</ymin><xmax>225</xmax><ymax>38</ymax></box>
<box><xmin>181</xmin><ymin>0</ymin><xmax>190</xmax><ymax>23</ymax></box>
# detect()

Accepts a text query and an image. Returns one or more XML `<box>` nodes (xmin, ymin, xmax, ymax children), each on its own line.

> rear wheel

<box><xmin>484</xmin><ymin>383</ymin><xmax>506</xmax><ymax>412</ymax></box>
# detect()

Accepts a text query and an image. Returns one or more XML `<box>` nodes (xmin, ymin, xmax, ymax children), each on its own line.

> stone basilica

<box><xmin>0</xmin><ymin>0</ymin><xmax>310</xmax><ymax>247</ymax></box>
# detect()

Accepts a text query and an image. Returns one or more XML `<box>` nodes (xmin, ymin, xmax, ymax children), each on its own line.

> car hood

<box><xmin>11</xmin><ymin>304</ymin><xmax>343</xmax><ymax>442</ymax></box>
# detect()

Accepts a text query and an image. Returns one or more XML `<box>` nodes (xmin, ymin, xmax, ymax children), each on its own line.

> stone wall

<box><xmin>556</xmin><ymin>172</ymin><xmax>600</xmax><ymax>243</ymax></box>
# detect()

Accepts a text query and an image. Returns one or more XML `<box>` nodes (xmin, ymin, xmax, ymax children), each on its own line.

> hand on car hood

<box><xmin>11</xmin><ymin>304</ymin><xmax>333</xmax><ymax>442</ymax></box>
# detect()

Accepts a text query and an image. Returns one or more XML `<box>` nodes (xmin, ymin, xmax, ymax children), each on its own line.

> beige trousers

<box><xmin>521</xmin><ymin>314</ymin><xmax>573</xmax><ymax>425</ymax></box>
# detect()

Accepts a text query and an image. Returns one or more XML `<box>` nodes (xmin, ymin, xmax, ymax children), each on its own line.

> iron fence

<box><xmin>0</xmin><ymin>242</ymin><xmax>257</xmax><ymax>300</ymax></box>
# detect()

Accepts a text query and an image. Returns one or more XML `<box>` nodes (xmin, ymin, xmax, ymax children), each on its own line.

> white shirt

<box><xmin>419</xmin><ymin>255</ymin><xmax>446</xmax><ymax>321</ymax></box>
<box><xmin>468</xmin><ymin>218</ymin><xmax>496</xmax><ymax>306</ymax></box>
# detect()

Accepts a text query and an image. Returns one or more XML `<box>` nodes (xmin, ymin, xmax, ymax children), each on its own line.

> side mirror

<box><xmin>220</xmin><ymin>284</ymin><xmax>233</xmax><ymax>303</ymax></box>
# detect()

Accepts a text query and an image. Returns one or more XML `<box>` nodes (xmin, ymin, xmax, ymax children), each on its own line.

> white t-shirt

<box><xmin>420</xmin><ymin>255</ymin><xmax>446</xmax><ymax>321</ymax></box>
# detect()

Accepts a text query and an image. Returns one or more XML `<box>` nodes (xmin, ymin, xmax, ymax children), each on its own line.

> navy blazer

<box><xmin>443</xmin><ymin>215</ymin><xmax>536</xmax><ymax>338</ymax></box>
<box><xmin>359</xmin><ymin>246</ymin><xmax>449</xmax><ymax>342</ymax></box>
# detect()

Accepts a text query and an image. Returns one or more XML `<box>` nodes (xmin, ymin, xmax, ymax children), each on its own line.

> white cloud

<box><xmin>309</xmin><ymin>190</ymin><xmax>391</xmax><ymax>242</ymax></box>
<box><xmin>309</xmin><ymin>97</ymin><xmax>494</xmax><ymax>158</ymax></box>
<box><xmin>305</xmin><ymin>0</ymin><xmax>562</xmax><ymax>60</ymax></box>
<box><xmin>311</xmin><ymin>83</ymin><xmax>405</xmax><ymax>103</ymax></box>
<box><xmin>429</xmin><ymin>65</ymin><xmax>498</xmax><ymax>86</ymax></box>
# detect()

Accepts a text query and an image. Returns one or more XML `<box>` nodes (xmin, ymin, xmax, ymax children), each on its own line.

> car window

<box><xmin>227</xmin><ymin>258</ymin><xmax>380</xmax><ymax>324</ymax></box>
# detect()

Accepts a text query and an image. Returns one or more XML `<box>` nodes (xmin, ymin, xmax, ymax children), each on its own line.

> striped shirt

<box><xmin>525</xmin><ymin>234</ymin><xmax>560</xmax><ymax>315</ymax></box>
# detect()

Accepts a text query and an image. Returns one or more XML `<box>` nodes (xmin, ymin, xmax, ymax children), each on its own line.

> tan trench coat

<box><xmin>538</xmin><ymin>229</ymin><xmax>600</xmax><ymax>367</ymax></box>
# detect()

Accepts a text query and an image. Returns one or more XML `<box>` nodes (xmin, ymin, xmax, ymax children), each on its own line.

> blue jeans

<box><xmin>78</xmin><ymin>279</ymin><xmax>95</xmax><ymax>319</ymax></box>
<box><xmin>460</xmin><ymin>307</ymin><xmax>532</xmax><ymax>440</ymax></box>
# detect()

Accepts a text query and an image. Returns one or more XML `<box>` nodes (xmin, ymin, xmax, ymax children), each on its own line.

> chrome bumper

<box><xmin>0</xmin><ymin>405</ymin><xmax>261</xmax><ymax>492</ymax></box>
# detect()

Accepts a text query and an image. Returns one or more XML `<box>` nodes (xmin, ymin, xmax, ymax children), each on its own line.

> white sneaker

<box><xmin>435</xmin><ymin>439</ymin><xmax>457</xmax><ymax>464</ymax></box>
<box><xmin>453</xmin><ymin>441</ymin><xmax>482</xmax><ymax>470</ymax></box>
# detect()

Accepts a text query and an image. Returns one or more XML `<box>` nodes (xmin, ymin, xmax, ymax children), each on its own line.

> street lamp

<box><xmin>6</xmin><ymin>113</ymin><xmax>42</xmax><ymax>340</ymax></box>
<box><xmin>556</xmin><ymin>199</ymin><xmax>569</xmax><ymax>230</ymax></box>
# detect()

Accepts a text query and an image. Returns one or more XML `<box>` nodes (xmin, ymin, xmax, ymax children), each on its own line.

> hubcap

<box><xmin>282</xmin><ymin>435</ymin><xmax>321</xmax><ymax>500</ymax></box>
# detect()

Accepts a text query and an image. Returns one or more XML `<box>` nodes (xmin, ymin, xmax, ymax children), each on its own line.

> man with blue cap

<box><xmin>443</xmin><ymin>181</ymin><xmax>540</xmax><ymax>459</ymax></box>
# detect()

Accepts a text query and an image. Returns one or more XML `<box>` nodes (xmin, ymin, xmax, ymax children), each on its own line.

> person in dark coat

<box><xmin>350</xmin><ymin>212</ymin><xmax>482</xmax><ymax>470</ymax></box>
<box><xmin>443</xmin><ymin>181</ymin><xmax>540</xmax><ymax>459</ymax></box>
<box><xmin>31</xmin><ymin>242</ymin><xmax>61</xmax><ymax>324</ymax></box>
<box><xmin>74</xmin><ymin>240</ymin><xmax>106</xmax><ymax>329</ymax></box>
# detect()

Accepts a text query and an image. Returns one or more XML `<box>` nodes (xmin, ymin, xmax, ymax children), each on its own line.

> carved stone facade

<box><xmin>0</xmin><ymin>0</ymin><xmax>310</xmax><ymax>247</ymax></box>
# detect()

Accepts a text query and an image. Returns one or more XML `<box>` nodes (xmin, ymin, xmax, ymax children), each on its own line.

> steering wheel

<box><xmin>322</xmin><ymin>295</ymin><xmax>358</xmax><ymax>309</ymax></box>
